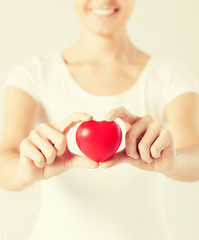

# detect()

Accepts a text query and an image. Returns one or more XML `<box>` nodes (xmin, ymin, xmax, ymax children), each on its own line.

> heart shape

<box><xmin>76</xmin><ymin>120</ymin><xmax>122</xmax><ymax>162</ymax></box>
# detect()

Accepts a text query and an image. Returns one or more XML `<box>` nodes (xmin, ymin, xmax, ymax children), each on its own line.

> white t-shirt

<box><xmin>3</xmin><ymin>52</ymin><xmax>199</xmax><ymax>240</ymax></box>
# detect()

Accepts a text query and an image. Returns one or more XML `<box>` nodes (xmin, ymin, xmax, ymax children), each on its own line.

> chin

<box><xmin>86</xmin><ymin>24</ymin><xmax>122</xmax><ymax>38</ymax></box>
<box><xmin>91</xmin><ymin>30</ymin><xmax>117</xmax><ymax>38</ymax></box>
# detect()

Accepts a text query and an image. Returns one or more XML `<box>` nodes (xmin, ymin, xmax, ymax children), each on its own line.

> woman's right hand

<box><xmin>17</xmin><ymin>112</ymin><xmax>99</xmax><ymax>185</ymax></box>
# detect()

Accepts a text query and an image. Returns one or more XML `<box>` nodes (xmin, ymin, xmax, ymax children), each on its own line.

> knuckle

<box><xmin>151</xmin><ymin>145</ymin><xmax>160</xmax><ymax>154</ymax></box>
<box><xmin>125</xmin><ymin>147</ymin><xmax>134</xmax><ymax>157</ymax></box>
<box><xmin>38</xmin><ymin>123</ymin><xmax>49</xmax><ymax>131</ymax></box>
<box><xmin>57</xmin><ymin>135</ymin><xmax>67</xmax><ymax>147</ymax></box>
<box><xmin>46</xmin><ymin>148</ymin><xmax>56</xmax><ymax>159</ymax></box>
<box><xmin>149</xmin><ymin>121</ymin><xmax>161</xmax><ymax>130</ymax></box>
<box><xmin>162</xmin><ymin>128</ymin><xmax>170</xmax><ymax>136</ymax></box>
<box><xmin>35</xmin><ymin>154</ymin><xmax>45</xmax><ymax>164</ymax></box>
<box><xmin>29</xmin><ymin>130</ymin><xmax>38</xmax><ymax>139</ymax></box>
<box><xmin>118</xmin><ymin>106</ymin><xmax>126</xmax><ymax>111</ymax></box>
<box><xmin>125</xmin><ymin>129</ymin><xmax>135</xmax><ymax>142</ymax></box>
<box><xmin>52</xmin><ymin>147</ymin><xmax>57</xmax><ymax>155</ymax></box>
<box><xmin>81</xmin><ymin>112</ymin><xmax>90</xmax><ymax>117</ymax></box>
<box><xmin>20</xmin><ymin>139</ymin><xmax>26</xmax><ymax>148</ymax></box>
<box><xmin>125</xmin><ymin>130</ymin><xmax>131</xmax><ymax>140</ymax></box>
<box><xmin>70</xmin><ymin>112</ymin><xmax>79</xmax><ymax>118</ymax></box>
<box><xmin>20</xmin><ymin>139</ymin><xmax>29</xmax><ymax>152</ymax></box>
<box><xmin>138</xmin><ymin>142</ymin><xmax>147</xmax><ymax>151</ymax></box>
<box><xmin>144</xmin><ymin>115</ymin><xmax>153</xmax><ymax>122</ymax></box>
<box><xmin>38</xmin><ymin>123</ymin><xmax>45</xmax><ymax>130</ymax></box>
<box><xmin>69</xmin><ymin>112</ymin><xmax>87</xmax><ymax>122</ymax></box>
<box><xmin>125</xmin><ymin>146</ymin><xmax>131</xmax><ymax>155</ymax></box>
<box><xmin>29</xmin><ymin>130</ymin><xmax>34</xmax><ymax>138</ymax></box>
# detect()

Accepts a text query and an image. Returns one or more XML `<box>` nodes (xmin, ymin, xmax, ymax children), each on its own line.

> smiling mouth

<box><xmin>89</xmin><ymin>8</ymin><xmax>119</xmax><ymax>17</ymax></box>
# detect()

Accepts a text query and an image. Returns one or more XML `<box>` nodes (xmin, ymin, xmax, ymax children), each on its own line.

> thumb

<box><xmin>66</xmin><ymin>154</ymin><xmax>100</xmax><ymax>170</ymax></box>
<box><xmin>105</xmin><ymin>106</ymin><xmax>140</xmax><ymax>126</ymax></box>
<box><xmin>53</xmin><ymin>112</ymin><xmax>93</xmax><ymax>134</ymax></box>
<box><xmin>100</xmin><ymin>149</ymin><xmax>132</xmax><ymax>168</ymax></box>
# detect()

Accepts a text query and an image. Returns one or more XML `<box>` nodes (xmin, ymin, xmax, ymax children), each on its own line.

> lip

<box><xmin>88</xmin><ymin>6</ymin><xmax>119</xmax><ymax>9</ymax></box>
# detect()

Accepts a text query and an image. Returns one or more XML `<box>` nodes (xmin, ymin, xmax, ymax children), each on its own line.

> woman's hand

<box><xmin>17</xmin><ymin>112</ymin><xmax>99</xmax><ymax>185</ymax></box>
<box><xmin>101</xmin><ymin>107</ymin><xmax>177</xmax><ymax>175</ymax></box>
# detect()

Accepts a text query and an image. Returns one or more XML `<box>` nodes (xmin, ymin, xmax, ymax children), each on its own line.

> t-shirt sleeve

<box><xmin>165</xmin><ymin>59</ymin><xmax>199</xmax><ymax>105</ymax></box>
<box><xmin>3</xmin><ymin>56</ymin><xmax>41</xmax><ymax>103</ymax></box>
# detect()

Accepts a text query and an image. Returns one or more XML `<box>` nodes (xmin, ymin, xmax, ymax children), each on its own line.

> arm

<box><xmin>100</xmin><ymin>93</ymin><xmax>199</xmax><ymax>182</ymax></box>
<box><xmin>164</xmin><ymin>92</ymin><xmax>199</xmax><ymax>182</ymax></box>
<box><xmin>0</xmin><ymin>86</ymin><xmax>40</xmax><ymax>191</ymax></box>
<box><xmin>0</xmin><ymin>87</ymin><xmax>99</xmax><ymax>192</ymax></box>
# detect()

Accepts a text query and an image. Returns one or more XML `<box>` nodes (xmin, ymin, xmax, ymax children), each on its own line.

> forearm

<box><xmin>0</xmin><ymin>149</ymin><xmax>33</xmax><ymax>191</ymax></box>
<box><xmin>164</xmin><ymin>145</ymin><xmax>199</xmax><ymax>182</ymax></box>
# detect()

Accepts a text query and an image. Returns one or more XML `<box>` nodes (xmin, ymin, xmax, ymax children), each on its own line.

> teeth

<box><xmin>91</xmin><ymin>9</ymin><xmax>115</xmax><ymax>16</ymax></box>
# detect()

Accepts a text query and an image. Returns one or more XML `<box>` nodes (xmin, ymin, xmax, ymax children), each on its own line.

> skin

<box><xmin>0</xmin><ymin>0</ymin><xmax>199</xmax><ymax>191</ymax></box>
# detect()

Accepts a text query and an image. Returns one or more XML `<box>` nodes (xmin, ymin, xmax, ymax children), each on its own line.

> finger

<box><xmin>20</xmin><ymin>139</ymin><xmax>45</xmax><ymax>168</ymax></box>
<box><xmin>42</xmin><ymin>152</ymin><xmax>99</xmax><ymax>179</ymax></box>
<box><xmin>100</xmin><ymin>149</ymin><xmax>132</xmax><ymax>168</ymax></box>
<box><xmin>65</xmin><ymin>154</ymin><xmax>100</xmax><ymax>170</ymax></box>
<box><xmin>137</xmin><ymin>122</ymin><xmax>162</xmax><ymax>164</ymax></box>
<box><xmin>53</xmin><ymin>112</ymin><xmax>93</xmax><ymax>134</ymax></box>
<box><xmin>101</xmin><ymin>149</ymin><xmax>155</xmax><ymax>171</ymax></box>
<box><xmin>125</xmin><ymin>116</ymin><xmax>152</xmax><ymax>159</ymax></box>
<box><xmin>29</xmin><ymin>130</ymin><xmax>57</xmax><ymax>165</ymax></box>
<box><xmin>38</xmin><ymin>123</ymin><xmax>67</xmax><ymax>156</ymax></box>
<box><xmin>150</xmin><ymin>128</ymin><xmax>173</xmax><ymax>158</ymax></box>
<box><xmin>105</xmin><ymin>106</ymin><xmax>140</xmax><ymax>125</ymax></box>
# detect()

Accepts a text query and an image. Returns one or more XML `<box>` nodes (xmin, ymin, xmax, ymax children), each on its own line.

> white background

<box><xmin>0</xmin><ymin>0</ymin><xmax>199</xmax><ymax>239</ymax></box>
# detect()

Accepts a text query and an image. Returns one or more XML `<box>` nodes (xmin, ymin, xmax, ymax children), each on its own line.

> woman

<box><xmin>0</xmin><ymin>0</ymin><xmax>199</xmax><ymax>239</ymax></box>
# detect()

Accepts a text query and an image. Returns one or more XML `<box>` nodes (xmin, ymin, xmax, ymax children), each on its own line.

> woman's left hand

<box><xmin>101</xmin><ymin>106</ymin><xmax>178</xmax><ymax>175</ymax></box>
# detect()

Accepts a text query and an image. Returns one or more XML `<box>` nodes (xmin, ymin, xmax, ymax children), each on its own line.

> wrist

<box><xmin>163</xmin><ymin>153</ymin><xmax>181</xmax><ymax>180</ymax></box>
<box><xmin>163</xmin><ymin>149</ymin><xmax>199</xmax><ymax>182</ymax></box>
<box><xmin>15</xmin><ymin>163</ymin><xmax>35</xmax><ymax>190</ymax></box>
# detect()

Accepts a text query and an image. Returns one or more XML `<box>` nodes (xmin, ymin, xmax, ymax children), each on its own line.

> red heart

<box><xmin>76</xmin><ymin>120</ymin><xmax>122</xmax><ymax>162</ymax></box>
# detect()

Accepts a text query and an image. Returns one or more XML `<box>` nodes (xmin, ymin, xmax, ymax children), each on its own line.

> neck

<box><xmin>69</xmin><ymin>27</ymin><xmax>137</xmax><ymax>64</ymax></box>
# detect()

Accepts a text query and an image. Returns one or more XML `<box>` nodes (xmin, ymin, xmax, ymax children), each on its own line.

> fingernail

<box><xmin>84</xmin><ymin>115</ymin><xmax>93</xmax><ymax>121</ymax></box>
<box><xmin>105</xmin><ymin>117</ymin><xmax>112</xmax><ymax>122</ymax></box>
